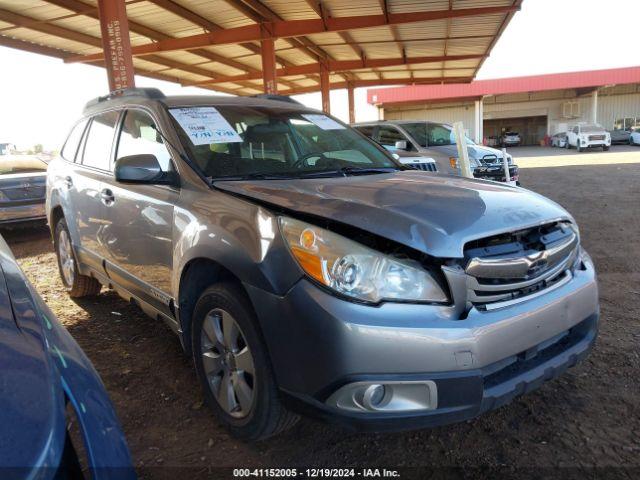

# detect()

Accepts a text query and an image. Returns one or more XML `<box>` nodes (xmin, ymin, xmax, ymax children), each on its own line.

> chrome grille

<box><xmin>588</xmin><ymin>135</ymin><xmax>605</xmax><ymax>141</ymax></box>
<box><xmin>464</xmin><ymin>222</ymin><xmax>579</xmax><ymax>310</ymax></box>
<box><xmin>409</xmin><ymin>162</ymin><xmax>437</xmax><ymax>172</ymax></box>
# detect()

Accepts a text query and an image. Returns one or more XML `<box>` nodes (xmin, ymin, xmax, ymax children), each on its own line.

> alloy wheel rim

<box><xmin>58</xmin><ymin>229</ymin><xmax>75</xmax><ymax>286</ymax></box>
<box><xmin>200</xmin><ymin>308</ymin><xmax>256</xmax><ymax>418</ymax></box>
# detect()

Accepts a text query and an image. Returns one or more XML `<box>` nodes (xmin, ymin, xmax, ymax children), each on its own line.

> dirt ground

<box><xmin>4</xmin><ymin>151</ymin><xmax>640</xmax><ymax>478</ymax></box>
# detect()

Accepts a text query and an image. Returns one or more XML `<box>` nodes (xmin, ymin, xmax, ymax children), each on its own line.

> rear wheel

<box><xmin>191</xmin><ymin>283</ymin><xmax>298</xmax><ymax>440</ymax></box>
<box><xmin>54</xmin><ymin>218</ymin><xmax>101</xmax><ymax>297</ymax></box>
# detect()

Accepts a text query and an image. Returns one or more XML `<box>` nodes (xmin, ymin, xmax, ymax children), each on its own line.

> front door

<box><xmin>100</xmin><ymin>108</ymin><xmax>177</xmax><ymax>317</ymax></box>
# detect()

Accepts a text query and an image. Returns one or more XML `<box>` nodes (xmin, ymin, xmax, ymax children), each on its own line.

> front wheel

<box><xmin>603</xmin><ymin>145</ymin><xmax>610</xmax><ymax>151</ymax></box>
<box><xmin>576</xmin><ymin>143</ymin><xmax>582</xmax><ymax>152</ymax></box>
<box><xmin>54</xmin><ymin>218</ymin><xmax>101</xmax><ymax>297</ymax></box>
<box><xmin>191</xmin><ymin>283</ymin><xmax>298</xmax><ymax>440</ymax></box>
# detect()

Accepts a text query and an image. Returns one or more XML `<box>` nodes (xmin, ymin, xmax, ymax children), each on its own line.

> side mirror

<box><xmin>394</xmin><ymin>140</ymin><xmax>409</xmax><ymax>151</ymax></box>
<box><xmin>114</xmin><ymin>154</ymin><xmax>177</xmax><ymax>185</ymax></box>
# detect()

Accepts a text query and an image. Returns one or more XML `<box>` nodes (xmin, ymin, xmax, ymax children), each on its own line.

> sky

<box><xmin>1</xmin><ymin>0</ymin><xmax>639</xmax><ymax>151</ymax></box>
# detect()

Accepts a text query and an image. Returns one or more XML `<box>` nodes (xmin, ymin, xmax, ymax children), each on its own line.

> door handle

<box><xmin>63</xmin><ymin>176</ymin><xmax>73</xmax><ymax>188</ymax></box>
<box><xmin>100</xmin><ymin>189</ymin><xmax>115</xmax><ymax>206</ymax></box>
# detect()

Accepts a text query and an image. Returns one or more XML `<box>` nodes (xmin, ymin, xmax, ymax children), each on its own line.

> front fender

<box><xmin>172</xmin><ymin>201</ymin><xmax>302</xmax><ymax>296</ymax></box>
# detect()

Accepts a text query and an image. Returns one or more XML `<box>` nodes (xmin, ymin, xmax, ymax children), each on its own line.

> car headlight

<box><xmin>279</xmin><ymin>217</ymin><xmax>448</xmax><ymax>304</ymax></box>
<box><xmin>567</xmin><ymin>221</ymin><xmax>580</xmax><ymax>243</ymax></box>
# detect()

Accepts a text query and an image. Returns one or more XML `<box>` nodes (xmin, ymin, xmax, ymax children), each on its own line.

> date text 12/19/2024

<box><xmin>233</xmin><ymin>469</ymin><xmax>401</xmax><ymax>478</ymax></box>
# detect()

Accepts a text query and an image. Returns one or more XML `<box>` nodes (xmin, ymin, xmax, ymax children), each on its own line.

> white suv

<box><xmin>566</xmin><ymin>124</ymin><xmax>611</xmax><ymax>152</ymax></box>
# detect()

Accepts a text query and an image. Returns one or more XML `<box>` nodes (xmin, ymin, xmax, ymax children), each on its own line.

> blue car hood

<box><xmin>0</xmin><ymin>263</ymin><xmax>63</xmax><ymax>471</ymax></box>
<box><xmin>216</xmin><ymin>171</ymin><xmax>572</xmax><ymax>258</ymax></box>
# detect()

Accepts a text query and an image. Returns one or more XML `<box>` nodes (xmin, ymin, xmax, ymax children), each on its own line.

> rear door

<box><xmin>70</xmin><ymin>110</ymin><xmax>120</xmax><ymax>272</ymax></box>
<box><xmin>100</xmin><ymin>108</ymin><xmax>177</xmax><ymax>317</ymax></box>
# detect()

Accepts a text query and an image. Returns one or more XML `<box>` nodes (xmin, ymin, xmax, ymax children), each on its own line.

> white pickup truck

<box><xmin>566</xmin><ymin>124</ymin><xmax>611</xmax><ymax>152</ymax></box>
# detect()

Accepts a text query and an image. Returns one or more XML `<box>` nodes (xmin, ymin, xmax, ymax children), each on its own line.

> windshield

<box><xmin>401</xmin><ymin>122</ymin><xmax>475</xmax><ymax>147</ymax></box>
<box><xmin>0</xmin><ymin>157</ymin><xmax>47</xmax><ymax>175</ymax></box>
<box><xmin>580</xmin><ymin>124</ymin><xmax>604</xmax><ymax>133</ymax></box>
<box><xmin>168</xmin><ymin>106</ymin><xmax>397</xmax><ymax>180</ymax></box>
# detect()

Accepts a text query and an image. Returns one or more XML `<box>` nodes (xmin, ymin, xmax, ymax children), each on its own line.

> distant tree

<box><xmin>33</xmin><ymin>144</ymin><xmax>43</xmax><ymax>154</ymax></box>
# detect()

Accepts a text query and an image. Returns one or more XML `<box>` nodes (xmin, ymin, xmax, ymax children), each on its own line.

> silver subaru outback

<box><xmin>46</xmin><ymin>88</ymin><xmax>598</xmax><ymax>440</ymax></box>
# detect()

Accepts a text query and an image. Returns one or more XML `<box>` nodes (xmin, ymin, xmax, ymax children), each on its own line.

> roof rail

<box><xmin>84</xmin><ymin>87</ymin><xmax>165</xmax><ymax>109</ymax></box>
<box><xmin>250</xmin><ymin>94</ymin><xmax>302</xmax><ymax>105</ymax></box>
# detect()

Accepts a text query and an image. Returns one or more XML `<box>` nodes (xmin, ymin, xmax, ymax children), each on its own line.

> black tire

<box><xmin>191</xmin><ymin>283</ymin><xmax>298</xmax><ymax>440</ymax></box>
<box><xmin>603</xmin><ymin>145</ymin><xmax>610</xmax><ymax>151</ymax></box>
<box><xmin>576</xmin><ymin>143</ymin><xmax>582</xmax><ymax>152</ymax></box>
<box><xmin>54</xmin><ymin>218</ymin><xmax>101</xmax><ymax>297</ymax></box>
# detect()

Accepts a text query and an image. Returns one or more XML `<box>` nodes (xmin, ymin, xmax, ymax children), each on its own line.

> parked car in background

<box><xmin>608</xmin><ymin>129</ymin><xmax>631</xmax><ymax>145</ymax></box>
<box><xmin>48</xmin><ymin>88</ymin><xmax>597</xmax><ymax>440</ymax></box>
<box><xmin>353</xmin><ymin>120</ymin><xmax>519</xmax><ymax>184</ymax></box>
<box><xmin>500</xmin><ymin>131</ymin><xmax>521</xmax><ymax>147</ymax></box>
<box><xmin>629</xmin><ymin>130</ymin><xmax>640</xmax><ymax>146</ymax></box>
<box><xmin>551</xmin><ymin>132</ymin><xmax>568</xmax><ymax>148</ymax></box>
<box><xmin>0</xmin><ymin>155</ymin><xmax>48</xmax><ymax>226</ymax></box>
<box><xmin>566</xmin><ymin>124</ymin><xmax>611</xmax><ymax>152</ymax></box>
<box><xmin>0</xmin><ymin>235</ymin><xmax>134</xmax><ymax>479</ymax></box>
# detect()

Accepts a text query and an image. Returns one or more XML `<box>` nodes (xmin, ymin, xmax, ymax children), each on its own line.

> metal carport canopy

<box><xmin>0</xmin><ymin>0</ymin><xmax>522</xmax><ymax>118</ymax></box>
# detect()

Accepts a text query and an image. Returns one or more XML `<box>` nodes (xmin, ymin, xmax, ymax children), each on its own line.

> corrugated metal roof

<box><xmin>0</xmin><ymin>0</ymin><xmax>522</xmax><ymax>95</ymax></box>
<box><xmin>367</xmin><ymin>66</ymin><xmax>640</xmax><ymax>105</ymax></box>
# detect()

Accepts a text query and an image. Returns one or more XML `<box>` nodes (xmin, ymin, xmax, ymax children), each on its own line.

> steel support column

<box><xmin>320</xmin><ymin>63</ymin><xmax>330</xmax><ymax>114</ymax></box>
<box><xmin>347</xmin><ymin>83</ymin><xmax>355</xmax><ymax>124</ymax></box>
<box><xmin>261</xmin><ymin>37</ymin><xmax>277</xmax><ymax>94</ymax></box>
<box><xmin>97</xmin><ymin>0</ymin><xmax>135</xmax><ymax>91</ymax></box>
<box><xmin>591</xmin><ymin>89</ymin><xmax>598</xmax><ymax>124</ymax></box>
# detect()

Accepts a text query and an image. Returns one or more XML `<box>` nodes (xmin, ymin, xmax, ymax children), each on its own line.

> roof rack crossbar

<box><xmin>85</xmin><ymin>87</ymin><xmax>165</xmax><ymax>109</ymax></box>
<box><xmin>249</xmin><ymin>94</ymin><xmax>302</xmax><ymax>105</ymax></box>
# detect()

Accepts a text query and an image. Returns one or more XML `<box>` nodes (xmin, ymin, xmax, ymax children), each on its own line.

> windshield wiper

<box><xmin>208</xmin><ymin>172</ymin><xmax>297</xmax><ymax>182</ymax></box>
<box><xmin>336</xmin><ymin>166</ymin><xmax>398</xmax><ymax>176</ymax></box>
<box><xmin>208</xmin><ymin>166</ymin><xmax>398</xmax><ymax>183</ymax></box>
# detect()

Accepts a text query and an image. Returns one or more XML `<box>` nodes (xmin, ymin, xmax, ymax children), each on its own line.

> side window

<box><xmin>82</xmin><ymin>111</ymin><xmax>120</xmax><ymax>171</ymax></box>
<box><xmin>428</xmin><ymin>125</ymin><xmax>455</xmax><ymax>146</ymax></box>
<box><xmin>61</xmin><ymin>119</ymin><xmax>89</xmax><ymax>162</ymax></box>
<box><xmin>572</xmin><ymin>126</ymin><xmax>579</xmax><ymax>134</ymax></box>
<box><xmin>355</xmin><ymin>125</ymin><xmax>375</xmax><ymax>138</ymax></box>
<box><xmin>376</xmin><ymin>126</ymin><xmax>406</xmax><ymax>148</ymax></box>
<box><xmin>116</xmin><ymin>110</ymin><xmax>172</xmax><ymax>171</ymax></box>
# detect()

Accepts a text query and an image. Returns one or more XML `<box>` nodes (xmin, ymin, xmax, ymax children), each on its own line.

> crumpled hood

<box><xmin>215</xmin><ymin>171</ymin><xmax>572</xmax><ymax>258</ymax></box>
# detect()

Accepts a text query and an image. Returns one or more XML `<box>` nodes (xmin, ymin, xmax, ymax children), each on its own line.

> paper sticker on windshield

<box><xmin>170</xmin><ymin>107</ymin><xmax>242</xmax><ymax>145</ymax></box>
<box><xmin>301</xmin><ymin>114</ymin><xmax>345</xmax><ymax>130</ymax></box>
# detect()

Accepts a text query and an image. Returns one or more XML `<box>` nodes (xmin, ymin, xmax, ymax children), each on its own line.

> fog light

<box><xmin>326</xmin><ymin>380</ymin><xmax>438</xmax><ymax>413</ymax></box>
<box><xmin>362</xmin><ymin>384</ymin><xmax>386</xmax><ymax>409</ymax></box>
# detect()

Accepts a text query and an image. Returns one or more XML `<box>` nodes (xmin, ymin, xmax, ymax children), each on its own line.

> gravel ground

<box><xmin>4</xmin><ymin>152</ymin><xmax>640</xmax><ymax>479</ymax></box>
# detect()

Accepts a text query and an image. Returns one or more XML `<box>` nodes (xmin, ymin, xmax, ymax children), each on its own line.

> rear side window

<box><xmin>82</xmin><ymin>111</ymin><xmax>120</xmax><ymax>171</ymax></box>
<box><xmin>376</xmin><ymin>126</ymin><xmax>406</xmax><ymax>147</ymax></box>
<box><xmin>355</xmin><ymin>125</ymin><xmax>375</xmax><ymax>138</ymax></box>
<box><xmin>116</xmin><ymin>110</ymin><xmax>172</xmax><ymax>171</ymax></box>
<box><xmin>61</xmin><ymin>119</ymin><xmax>88</xmax><ymax>162</ymax></box>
